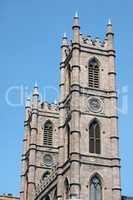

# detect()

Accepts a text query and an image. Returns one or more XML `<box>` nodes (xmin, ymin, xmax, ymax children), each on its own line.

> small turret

<box><xmin>24</xmin><ymin>96</ymin><xmax>31</xmax><ymax>122</ymax></box>
<box><xmin>32</xmin><ymin>82</ymin><xmax>40</xmax><ymax>107</ymax></box>
<box><xmin>106</xmin><ymin>18</ymin><xmax>114</xmax><ymax>49</ymax></box>
<box><xmin>72</xmin><ymin>12</ymin><xmax>80</xmax><ymax>43</ymax></box>
<box><xmin>62</xmin><ymin>32</ymin><xmax>68</xmax><ymax>46</ymax></box>
<box><xmin>33</xmin><ymin>81</ymin><xmax>39</xmax><ymax>96</ymax></box>
<box><xmin>61</xmin><ymin>32</ymin><xmax>69</xmax><ymax>62</ymax></box>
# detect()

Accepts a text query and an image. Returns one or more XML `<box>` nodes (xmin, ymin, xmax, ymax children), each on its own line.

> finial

<box><xmin>54</xmin><ymin>99</ymin><xmax>57</xmax><ymax>104</ymax></box>
<box><xmin>106</xmin><ymin>17</ymin><xmax>113</xmax><ymax>35</ymax></box>
<box><xmin>62</xmin><ymin>32</ymin><xmax>68</xmax><ymax>46</ymax></box>
<box><xmin>75</xmin><ymin>11</ymin><xmax>78</xmax><ymax>18</ymax></box>
<box><xmin>108</xmin><ymin>18</ymin><xmax>112</xmax><ymax>25</ymax></box>
<box><xmin>73</xmin><ymin>12</ymin><xmax>80</xmax><ymax>43</ymax></box>
<box><xmin>63</xmin><ymin>32</ymin><xmax>67</xmax><ymax>38</ymax></box>
<box><xmin>106</xmin><ymin>18</ymin><xmax>114</xmax><ymax>49</ymax></box>
<box><xmin>33</xmin><ymin>81</ymin><xmax>39</xmax><ymax>96</ymax></box>
<box><xmin>34</xmin><ymin>81</ymin><xmax>38</xmax><ymax>88</ymax></box>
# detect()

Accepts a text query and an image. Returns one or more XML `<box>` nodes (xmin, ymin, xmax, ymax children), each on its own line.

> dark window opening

<box><xmin>89</xmin><ymin>120</ymin><xmax>101</xmax><ymax>154</ymax></box>
<box><xmin>88</xmin><ymin>58</ymin><xmax>100</xmax><ymax>88</ymax></box>
<box><xmin>44</xmin><ymin>121</ymin><xmax>53</xmax><ymax>146</ymax></box>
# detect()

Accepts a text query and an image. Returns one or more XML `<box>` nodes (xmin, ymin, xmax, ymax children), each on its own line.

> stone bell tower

<box><xmin>57</xmin><ymin>14</ymin><xmax>121</xmax><ymax>200</ymax></box>
<box><xmin>20</xmin><ymin>84</ymin><xmax>59</xmax><ymax>200</ymax></box>
<box><xmin>20</xmin><ymin>14</ymin><xmax>122</xmax><ymax>200</ymax></box>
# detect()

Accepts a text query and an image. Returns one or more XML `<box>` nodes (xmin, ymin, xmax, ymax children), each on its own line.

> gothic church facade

<box><xmin>20</xmin><ymin>14</ymin><xmax>123</xmax><ymax>200</ymax></box>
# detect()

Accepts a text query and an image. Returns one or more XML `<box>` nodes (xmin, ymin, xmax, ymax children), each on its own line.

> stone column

<box><xmin>57</xmin><ymin>34</ymin><xmax>68</xmax><ymax>200</ymax></box>
<box><xmin>20</xmin><ymin>98</ymin><xmax>31</xmax><ymax>200</ymax></box>
<box><xmin>107</xmin><ymin>22</ymin><xmax>121</xmax><ymax>200</ymax></box>
<box><xmin>70</xmin><ymin>13</ymin><xmax>80</xmax><ymax>199</ymax></box>
<box><xmin>27</xmin><ymin>85</ymin><xmax>39</xmax><ymax>200</ymax></box>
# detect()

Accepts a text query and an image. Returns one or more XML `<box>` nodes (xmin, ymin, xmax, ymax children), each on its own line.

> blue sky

<box><xmin>0</xmin><ymin>0</ymin><xmax>133</xmax><ymax>197</ymax></box>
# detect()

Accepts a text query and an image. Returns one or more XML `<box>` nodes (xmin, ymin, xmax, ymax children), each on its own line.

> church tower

<box><xmin>20</xmin><ymin>14</ymin><xmax>121</xmax><ymax>200</ymax></box>
<box><xmin>57</xmin><ymin>14</ymin><xmax>121</xmax><ymax>200</ymax></box>
<box><xmin>20</xmin><ymin>84</ymin><xmax>59</xmax><ymax>200</ymax></box>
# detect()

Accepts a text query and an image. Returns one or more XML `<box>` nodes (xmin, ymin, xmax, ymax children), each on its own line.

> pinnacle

<box><xmin>75</xmin><ymin>11</ymin><xmax>78</xmax><ymax>18</ymax></box>
<box><xmin>54</xmin><ymin>99</ymin><xmax>57</xmax><ymax>104</ymax></box>
<box><xmin>34</xmin><ymin>81</ymin><xmax>38</xmax><ymax>88</ymax></box>
<box><xmin>33</xmin><ymin>81</ymin><xmax>39</xmax><ymax>97</ymax></box>
<box><xmin>63</xmin><ymin>32</ymin><xmax>67</xmax><ymax>38</ymax></box>
<box><xmin>108</xmin><ymin>18</ymin><xmax>112</xmax><ymax>25</ymax></box>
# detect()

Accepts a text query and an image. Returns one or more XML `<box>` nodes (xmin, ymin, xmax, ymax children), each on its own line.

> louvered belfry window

<box><xmin>89</xmin><ymin>57</ymin><xmax>99</xmax><ymax>88</ymax></box>
<box><xmin>44</xmin><ymin>121</ymin><xmax>53</xmax><ymax>146</ymax></box>
<box><xmin>89</xmin><ymin>120</ymin><xmax>101</xmax><ymax>154</ymax></box>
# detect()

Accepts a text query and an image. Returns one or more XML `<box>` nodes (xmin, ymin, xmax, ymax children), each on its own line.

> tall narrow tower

<box><xmin>20</xmin><ymin>15</ymin><xmax>121</xmax><ymax>200</ymax></box>
<box><xmin>57</xmin><ymin>15</ymin><xmax>121</xmax><ymax>200</ymax></box>
<box><xmin>20</xmin><ymin>84</ymin><xmax>59</xmax><ymax>200</ymax></box>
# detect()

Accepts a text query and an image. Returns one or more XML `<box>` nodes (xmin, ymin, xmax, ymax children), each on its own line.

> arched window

<box><xmin>88</xmin><ymin>57</ymin><xmax>100</xmax><ymax>88</ymax></box>
<box><xmin>90</xmin><ymin>175</ymin><xmax>102</xmax><ymax>200</ymax></box>
<box><xmin>89</xmin><ymin>120</ymin><xmax>101</xmax><ymax>154</ymax></box>
<box><xmin>44</xmin><ymin>121</ymin><xmax>53</xmax><ymax>146</ymax></box>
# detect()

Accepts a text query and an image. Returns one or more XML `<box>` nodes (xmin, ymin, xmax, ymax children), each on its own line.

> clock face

<box><xmin>88</xmin><ymin>97</ymin><xmax>103</xmax><ymax>113</ymax></box>
<box><xmin>43</xmin><ymin>154</ymin><xmax>53</xmax><ymax>167</ymax></box>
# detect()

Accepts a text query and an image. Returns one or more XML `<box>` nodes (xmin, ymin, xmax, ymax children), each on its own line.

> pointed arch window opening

<box><xmin>88</xmin><ymin>58</ymin><xmax>100</xmax><ymax>88</ymax></box>
<box><xmin>89</xmin><ymin>120</ymin><xmax>101</xmax><ymax>154</ymax></box>
<box><xmin>90</xmin><ymin>175</ymin><xmax>102</xmax><ymax>200</ymax></box>
<box><xmin>44</xmin><ymin>121</ymin><xmax>53</xmax><ymax>146</ymax></box>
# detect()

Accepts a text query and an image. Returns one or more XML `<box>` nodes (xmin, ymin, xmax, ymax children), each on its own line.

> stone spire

<box><xmin>70</xmin><ymin>12</ymin><xmax>81</xmax><ymax>199</ymax></box>
<box><xmin>107</xmin><ymin>18</ymin><xmax>113</xmax><ymax>34</ymax></box>
<box><xmin>75</xmin><ymin>11</ymin><xmax>78</xmax><ymax>18</ymax></box>
<box><xmin>32</xmin><ymin>82</ymin><xmax>39</xmax><ymax>107</ymax></box>
<box><xmin>106</xmin><ymin>18</ymin><xmax>114</xmax><ymax>49</ymax></box>
<box><xmin>73</xmin><ymin>12</ymin><xmax>80</xmax><ymax>43</ymax></box>
<box><xmin>108</xmin><ymin>18</ymin><xmax>112</xmax><ymax>25</ymax></box>
<box><xmin>27</xmin><ymin>82</ymin><xmax>39</xmax><ymax>200</ymax></box>
<box><xmin>61</xmin><ymin>32</ymin><xmax>69</xmax><ymax>62</ymax></box>
<box><xmin>62</xmin><ymin>32</ymin><xmax>68</xmax><ymax>46</ymax></box>
<box><xmin>33</xmin><ymin>81</ymin><xmax>39</xmax><ymax>96</ymax></box>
